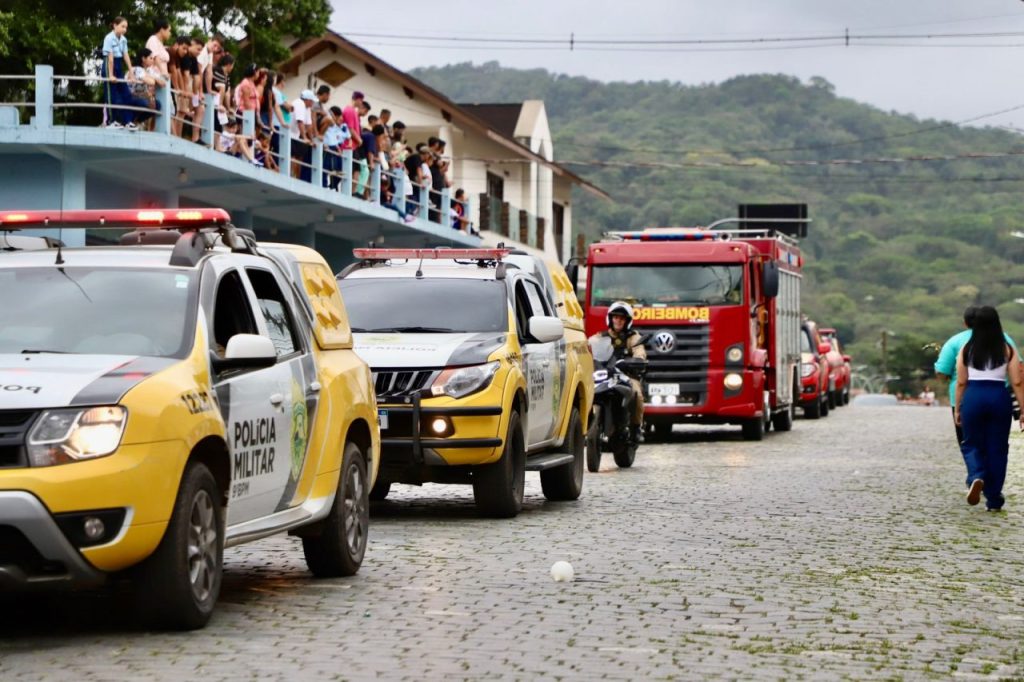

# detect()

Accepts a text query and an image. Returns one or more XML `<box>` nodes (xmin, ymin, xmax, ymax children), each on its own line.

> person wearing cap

<box><xmin>290</xmin><ymin>88</ymin><xmax>316</xmax><ymax>180</ymax></box>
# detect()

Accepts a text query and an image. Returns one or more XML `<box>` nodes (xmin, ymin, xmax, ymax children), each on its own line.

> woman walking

<box><xmin>954</xmin><ymin>306</ymin><xmax>1024</xmax><ymax>511</ymax></box>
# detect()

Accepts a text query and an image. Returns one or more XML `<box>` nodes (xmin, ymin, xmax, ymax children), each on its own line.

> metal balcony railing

<box><xmin>0</xmin><ymin>65</ymin><xmax>476</xmax><ymax>235</ymax></box>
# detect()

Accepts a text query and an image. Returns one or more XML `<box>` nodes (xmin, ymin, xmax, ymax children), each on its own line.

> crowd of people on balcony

<box><xmin>100</xmin><ymin>16</ymin><xmax>474</xmax><ymax>233</ymax></box>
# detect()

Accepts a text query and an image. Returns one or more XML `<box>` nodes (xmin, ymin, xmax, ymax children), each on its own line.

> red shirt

<box><xmin>341</xmin><ymin>105</ymin><xmax>361</xmax><ymax>150</ymax></box>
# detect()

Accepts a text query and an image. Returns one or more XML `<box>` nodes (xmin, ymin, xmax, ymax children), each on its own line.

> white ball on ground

<box><xmin>550</xmin><ymin>561</ymin><xmax>574</xmax><ymax>582</ymax></box>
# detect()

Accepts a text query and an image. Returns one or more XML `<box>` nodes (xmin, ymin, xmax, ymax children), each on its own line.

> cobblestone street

<box><xmin>2</xmin><ymin>404</ymin><xmax>1023</xmax><ymax>681</ymax></box>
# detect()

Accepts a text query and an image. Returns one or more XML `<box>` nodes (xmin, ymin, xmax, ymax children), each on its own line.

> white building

<box><xmin>277</xmin><ymin>31</ymin><xmax>607</xmax><ymax>261</ymax></box>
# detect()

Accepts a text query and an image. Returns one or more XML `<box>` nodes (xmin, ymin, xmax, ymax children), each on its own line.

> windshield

<box><xmin>589</xmin><ymin>335</ymin><xmax>614</xmax><ymax>363</ymax></box>
<box><xmin>339</xmin><ymin>278</ymin><xmax>508</xmax><ymax>333</ymax></box>
<box><xmin>0</xmin><ymin>267</ymin><xmax>196</xmax><ymax>357</ymax></box>
<box><xmin>590</xmin><ymin>264</ymin><xmax>743</xmax><ymax>307</ymax></box>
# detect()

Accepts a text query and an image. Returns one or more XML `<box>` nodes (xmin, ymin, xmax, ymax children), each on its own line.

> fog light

<box><xmin>429</xmin><ymin>417</ymin><xmax>452</xmax><ymax>436</ymax></box>
<box><xmin>724</xmin><ymin>373</ymin><xmax>743</xmax><ymax>390</ymax></box>
<box><xmin>83</xmin><ymin>516</ymin><xmax>105</xmax><ymax>540</ymax></box>
<box><xmin>666</xmin><ymin>395</ymin><xmax>677</xmax><ymax>405</ymax></box>
<box><xmin>726</xmin><ymin>346</ymin><xmax>743</xmax><ymax>363</ymax></box>
<box><xmin>651</xmin><ymin>395</ymin><xmax>663</xmax><ymax>405</ymax></box>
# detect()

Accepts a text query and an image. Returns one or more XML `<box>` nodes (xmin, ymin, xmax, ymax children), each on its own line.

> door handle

<box><xmin>269</xmin><ymin>393</ymin><xmax>284</xmax><ymax>406</ymax></box>
<box><xmin>309</xmin><ymin>381</ymin><xmax>322</xmax><ymax>392</ymax></box>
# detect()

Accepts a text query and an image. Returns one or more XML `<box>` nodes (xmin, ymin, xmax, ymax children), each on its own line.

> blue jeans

<box><xmin>960</xmin><ymin>381</ymin><xmax>1011</xmax><ymax>509</ymax></box>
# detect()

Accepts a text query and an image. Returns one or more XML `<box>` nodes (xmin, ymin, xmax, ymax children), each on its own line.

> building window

<box><xmin>486</xmin><ymin>172</ymin><xmax>504</xmax><ymax>200</ymax></box>
<box><xmin>552</xmin><ymin>203</ymin><xmax>565</xmax><ymax>261</ymax></box>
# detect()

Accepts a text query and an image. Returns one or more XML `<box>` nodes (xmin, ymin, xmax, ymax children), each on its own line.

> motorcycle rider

<box><xmin>589</xmin><ymin>301</ymin><xmax>647</xmax><ymax>443</ymax></box>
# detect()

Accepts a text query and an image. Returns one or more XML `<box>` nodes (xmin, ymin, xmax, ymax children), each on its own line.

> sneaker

<box><xmin>985</xmin><ymin>507</ymin><xmax>1005</xmax><ymax>513</ymax></box>
<box><xmin>125</xmin><ymin>122</ymin><xmax>139</xmax><ymax>132</ymax></box>
<box><xmin>106</xmin><ymin>121</ymin><xmax>123</xmax><ymax>129</ymax></box>
<box><xmin>967</xmin><ymin>479</ymin><xmax>984</xmax><ymax>506</ymax></box>
<box><xmin>403</xmin><ymin>214</ymin><xmax>416</xmax><ymax>223</ymax></box>
<box><xmin>251</xmin><ymin>159</ymin><xmax>264</xmax><ymax>167</ymax></box>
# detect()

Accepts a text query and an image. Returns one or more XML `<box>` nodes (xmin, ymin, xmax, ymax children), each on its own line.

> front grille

<box><xmin>643</xmin><ymin>327</ymin><xmax>710</xmax><ymax>403</ymax></box>
<box><xmin>0</xmin><ymin>410</ymin><xmax>36</xmax><ymax>468</ymax></box>
<box><xmin>0</xmin><ymin>526</ymin><xmax>66</xmax><ymax>577</ymax></box>
<box><xmin>373</xmin><ymin>369</ymin><xmax>440</xmax><ymax>402</ymax></box>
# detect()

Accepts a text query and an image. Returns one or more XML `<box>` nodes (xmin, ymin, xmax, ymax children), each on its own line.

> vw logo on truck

<box><xmin>653</xmin><ymin>332</ymin><xmax>676</xmax><ymax>354</ymax></box>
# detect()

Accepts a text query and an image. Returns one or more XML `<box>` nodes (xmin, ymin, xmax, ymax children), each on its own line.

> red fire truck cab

<box><xmin>580</xmin><ymin>222</ymin><xmax>804</xmax><ymax>441</ymax></box>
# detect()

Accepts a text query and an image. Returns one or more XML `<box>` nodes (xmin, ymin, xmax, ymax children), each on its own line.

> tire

<box><xmin>541</xmin><ymin>407</ymin><xmax>585</xmax><ymax>501</ymax></box>
<box><xmin>586</xmin><ymin>409</ymin><xmax>602</xmax><ymax>473</ymax></box>
<box><xmin>804</xmin><ymin>395</ymin><xmax>821</xmax><ymax>419</ymax></box>
<box><xmin>842</xmin><ymin>386</ymin><xmax>851</xmax><ymax>405</ymax></box>
<box><xmin>302</xmin><ymin>441</ymin><xmax>369</xmax><ymax>577</ymax></box>
<box><xmin>773</xmin><ymin>401</ymin><xmax>794</xmax><ymax>432</ymax></box>
<box><xmin>821</xmin><ymin>395</ymin><xmax>830</xmax><ymax>417</ymax></box>
<box><xmin>612</xmin><ymin>440</ymin><xmax>636</xmax><ymax>468</ymax></box>
<box><xmin>827</xmin><ymin>390</ymin><xmax>837</xmax><ymax>410</ymax></box>
<box><xmin>369</xmin><ymin>480</ymin><xmax>391</xmax><ymax>501</ymax></box>
<box><xmin>473</xmin><ymin>411</ymin><xmax>526</xmax><ymax>518</ymax></box>
<box><xmin>741</xmin><ymin>416</ymin><xmax>764</xmax><ymax>441</ymax></box>
<box><xmin>133</xmin><ymin>461</ymin><xmax>223</xmax><ymax>630</ymax></box>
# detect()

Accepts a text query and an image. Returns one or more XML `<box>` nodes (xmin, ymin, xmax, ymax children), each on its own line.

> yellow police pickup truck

<box><xmin>337</xmin><ymin>247</ymin><xmax>593</xmax><ymax>518</ymax></box>
<box><xmin>0</xmin><ymin>209</ymin><xmax>378</xmax><ymax>629</ymax></box>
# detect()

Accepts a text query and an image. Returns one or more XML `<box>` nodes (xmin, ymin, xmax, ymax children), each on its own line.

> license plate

<box><xmin>648</xmin><ymin>384</ymin><xmax>680</xmax><ymax>397</ymax></box>
<box><xmin>378</xmin><ymin>409</ymin><xmax>389</xmax><ymax>430</ymax></box>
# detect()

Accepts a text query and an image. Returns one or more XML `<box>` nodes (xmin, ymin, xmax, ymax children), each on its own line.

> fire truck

<box><xmin>574</xmin><ymin>206</ymin><xmax>806</xmax><ymax>441</ymax></box>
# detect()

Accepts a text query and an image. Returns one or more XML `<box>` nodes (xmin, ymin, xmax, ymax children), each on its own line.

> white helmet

<box><xmin>606</xmin><ymin>301</ymin><xmax>635</xmax><ymax>331</ymax></box>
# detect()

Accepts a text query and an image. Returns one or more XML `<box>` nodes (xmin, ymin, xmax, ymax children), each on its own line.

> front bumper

<box><xmin>0</xmin><ymin>491</ymin><xmax>104</xmax><ymax>589</ymax></box>
<box><xmin>378</xmin><ymin>396</ymin><xmax>503</xmax><ymax>467</ymax></box>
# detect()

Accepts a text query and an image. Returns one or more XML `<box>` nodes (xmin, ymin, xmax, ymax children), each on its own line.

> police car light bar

<box><xmin>0</xmin><ymin>208</ymin><xmax>231</xmax><ymax>229</ymax></box>
<box><xmin>354</xmin><ymin>247</ymin><xmax>510</xmax><ymax>261</ymax></box>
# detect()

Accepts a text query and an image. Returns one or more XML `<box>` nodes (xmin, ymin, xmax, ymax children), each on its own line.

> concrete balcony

<box><xmin>0</xmin><ymin>66</ymin><xmax>478</xmax><ymax>270</ymax></box>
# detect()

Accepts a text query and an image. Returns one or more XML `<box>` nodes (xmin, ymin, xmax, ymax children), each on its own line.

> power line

<box><xmin>552</xmin><ymin>102</ymin><xmax>1024</xmax><ymax>158</ymax></box>
<box><xmin>340</xmin><ymin>28</ymin><xmax>1024</xmax><ymax>47</ymax></box>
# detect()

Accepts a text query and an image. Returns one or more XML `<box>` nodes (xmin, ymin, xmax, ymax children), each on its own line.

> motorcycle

<box><xmin>586</xmin><ymin>335</ymin><xmax>648</xmax><ymax>471</ymax></box>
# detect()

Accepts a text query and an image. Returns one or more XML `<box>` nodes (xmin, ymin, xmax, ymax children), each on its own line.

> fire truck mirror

<box><xmin>565</xmin><ymin>261</ymin><xmax>579</xmax><ymax>291</ymax></box>
<box><xmin>762</xmin><ymin>261</ymin><xmax>780</xmax><ymax>298</ymax></box>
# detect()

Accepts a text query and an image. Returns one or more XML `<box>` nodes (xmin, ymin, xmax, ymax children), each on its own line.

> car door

<box><xmin>203</xmin><ymin>262</ymin><xmax>293</xmax><ymax>526</ymax></box>
<box><xmin>244</xmin><ymin>264</ymin><xmax>320</xmax><ymax>512</ymax></box>
<box><xmin>515</xmin><ymin>278</ymin><xmax>557</xmax><ymax>447</ymax></box>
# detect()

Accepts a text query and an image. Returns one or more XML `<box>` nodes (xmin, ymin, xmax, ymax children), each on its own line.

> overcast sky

<box><xmin>330</xmin><ymin>0</ymin><xmax>1024</xmax><ymax>130</ymax></box>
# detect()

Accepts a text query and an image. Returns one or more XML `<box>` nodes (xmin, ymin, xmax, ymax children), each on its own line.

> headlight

<box><xmin>593</xmin><ymin>369</ymin><xmax>609</xmax><ymax>382</ymax></box>
<box><xmin>431</xmin><ymin>361</ymin><xmax>500</xmax><ymax>399</ymax></box>
<box><xmin>726</xmin><ymin>346</ymin><xmax>743</xmax><ymax>363</ymax></box>
<box><xmin>723</xmin><ymin>373</ymin><xmax>743</xmax><ymax>390</ymax></box>
<box><xmin>27</xmin><ymin>406</ymin><xmax>127</xmax><ymax>467</ymax></box>
<box><xmin>801</xmin><ymin>362</ymin><xmax>817</xmax><ymax>378</ymax></box>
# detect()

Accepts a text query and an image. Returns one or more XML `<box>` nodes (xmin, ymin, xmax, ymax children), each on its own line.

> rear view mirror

<box><xmin>528</xmin><ymin>316</ymin><xmax>564</xmax><ymax>344</ymax></box>
<box><xmin>818</xmin><ymin>343</ymin><xmax>831</xmax><ymax>355</ymax></box>
<box><xmin>762</xmin><ymin>261</ymin><xmax>779</xmax><ymax>298</ymax></box>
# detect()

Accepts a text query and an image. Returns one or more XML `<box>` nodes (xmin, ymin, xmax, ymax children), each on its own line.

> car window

<box><xmin>246</xmin><ymin>267</ymin><xmax>302</xmax><ymax>357</ymax></box>
<box><xmin>212</xmin><ymin>270</ymin><xmax>258</xmax><ymax>354</ymax></box>
<box><xmin>801</xmin><ymin>329</ymin><xmax>812</xmax><ymax>353</ymax></box>
<box><xmin>524</xmin><ymin>280</ymin><xmax>551</xmax><ymax>317</ymax></box>
<box><xmin>339</xmin><ymin>278</ymin><xmax>507</xmax><ymax>333</ymax></box>
<box><xmin>0</xmin><ymin>267</ymin><xmax>196</xmax><ymax>357</ymax></box>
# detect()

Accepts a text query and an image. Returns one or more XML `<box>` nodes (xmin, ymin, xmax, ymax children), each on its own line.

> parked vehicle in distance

<box><xmin>852</xmin><ymin>393</ymin><xmax>898</xmax><ymax>407</ymax></box>
<box><xmin>337</xmin><ymin>247</ymin><xmax>593</xmax><ymax>518</ymax></box>
<box><xmin>817</xmin><ymin>327</ymin><xmax>851</xmax><ymax>407</ymax></box>
<box><xmin>800</xmin><ymin>319</ymin><xmax>831</xmax><ymax>419</ymax></box>
<box><xmin>0</xmin><ymin>209</ymin><xmax>379</xmax><ymax>630</ymax></box>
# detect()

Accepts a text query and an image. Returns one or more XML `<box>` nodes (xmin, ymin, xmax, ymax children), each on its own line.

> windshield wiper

<box><xmin>365</xmin><ymin>326</ymin><xmax>457</xmax><ymax>333</ymax></box>
<box><xmin>21</xmin><ymin>349</ymin><xmax>71</xmax><ymax>354</ymax></box>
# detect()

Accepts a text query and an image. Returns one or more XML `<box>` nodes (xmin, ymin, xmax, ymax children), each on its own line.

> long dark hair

<box><xmin>965</xmin><ymin>306</ymin><xmax>1008</xmax><ymax>370</ymax></box>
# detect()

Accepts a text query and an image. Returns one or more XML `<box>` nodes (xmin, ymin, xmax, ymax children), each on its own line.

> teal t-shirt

<box><xmin>934</xmin><ymin>329</ymin><xmax>1016</xmax><ymax>403</ymax></box>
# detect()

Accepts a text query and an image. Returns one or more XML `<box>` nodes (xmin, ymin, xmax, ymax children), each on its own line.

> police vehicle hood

<box><xmin>0</xmin><ymin>353</ymin><xmax>175</xmax><ymax>409</ymax></box>
<box><xmin>352</xmin><ymin>332</ymin><xmax>506</xmax><ymax>369</ymax></box>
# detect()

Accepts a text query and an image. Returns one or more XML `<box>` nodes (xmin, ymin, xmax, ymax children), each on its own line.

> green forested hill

<box><xmin>414</xmin><ymin>62</ymin><xmax>1024</xmax><ymax>391</ymax></box>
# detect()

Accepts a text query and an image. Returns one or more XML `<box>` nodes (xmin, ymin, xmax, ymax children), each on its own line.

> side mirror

<box><xmin>762</xmin><ymin>261</ymin><xmax>779</xmax><ymax>299</ymax></box>
<box><xmin>528</xmin><ymin>316</ymin><xmax>564</xmax><ymax>344</ymax></box>
<box><xmin>213</xmin><ymin>334</ymin><xmax>278</xmax><ymax>372</ymax></box>
<box><xmin>843</xmin><ymin>354</ymin><xmax>851</xmax><ymax>363</ymax></box>
<box><xmin>565</xmin><ymin>261</ymin><xmax>579</xmax><ymax>292</ymax></box>
<box><xmin>818</xmin><ymin>342</ymin><xmax>832</xmax><ymax>356</ymax></box>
